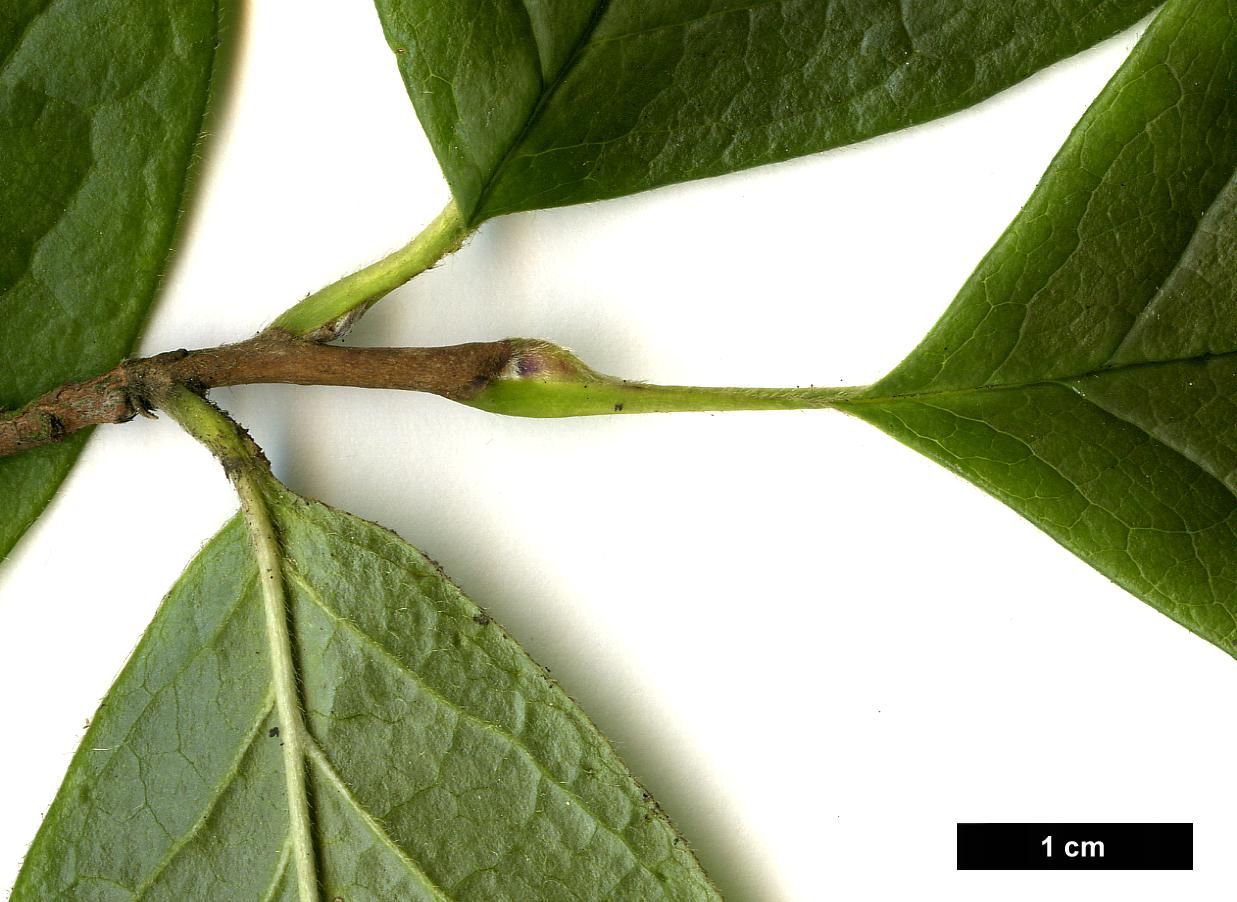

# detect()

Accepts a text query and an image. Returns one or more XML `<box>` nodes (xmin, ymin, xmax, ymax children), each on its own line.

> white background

<box><xmin>2</xmin><ymin>5</ymin><xmax>1233</xmax><ymax>900</ymax></box>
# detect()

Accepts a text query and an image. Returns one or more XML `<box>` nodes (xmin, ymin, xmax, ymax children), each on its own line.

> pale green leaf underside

<box><xmin>0</xmin><ymin>0</ymin><xmax>220</xmax><ymax>562</ymax></box>
<box><xmin>373</xmin><ymin>0</ymin><xmax>1159</xmax><ymax>224</ymax></box>
<box><xmin>13</xmin><ymin>487</ymin><xmax>718</xmax><ymax>901</ymax></box>
<box><xmin>844</xmin><ymin>0</ymin><xmax>1237</xmax><ymax>653</ymax></box>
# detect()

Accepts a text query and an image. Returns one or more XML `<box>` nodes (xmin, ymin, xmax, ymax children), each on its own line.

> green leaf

<box><xmin>13</xmin><ymin>480</ymin><xmax>719</xmax><ymax>900</ymax></box>
<box><xmin>373</xmin><ymin>0</ymin><xmax>1159</xmax><ymax>224</ymax></box>
<box><xmin>840</xmin><ymin>0</ymin><xmax>1237</xmax><ymax>653</ymax></box>
<box><xmin>0</xmin><ymin>1</ymin><xmax>221</xmax><ymax>561</ymax></box>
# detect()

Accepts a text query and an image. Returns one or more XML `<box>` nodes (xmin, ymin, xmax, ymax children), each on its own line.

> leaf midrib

<box><xmin>303</xmin><ymin>738</ymin><xmax>451</xmax><ymax>900</ymax></box>
<box><xmin>284</xmin><ymin>563</ymin><xmax>675</xmax><ymax>892</ymax></box>
<box><xmin>853</xmin><ymin>349</ymin><xmax>1236</xmax><ymax>407</ymax></box>
<box><xmin>850</xmin><ymin>349</ymin><xmax>1237</xmax><ymax>504</ymax></box>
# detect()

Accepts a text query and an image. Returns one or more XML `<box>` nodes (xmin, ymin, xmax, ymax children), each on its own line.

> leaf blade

<box><xmin>374</xmin><ymin>0</ymin><xmax>1160</xmax><ymax>223</ymax></box>
<box><xmin>851</xmin><ymin>384</ymin><xmax>1237</xmax><ymax>650</ymax></box>
<box><xmin>14</xmin><ymin>489</ymin><xmax>719</xmax><ymax>900</ymax></box>
<box><xmin>846</xmin><ymin>0</ymin><xmax>1237</xmax><ymax>654</ymax></box>
<box><xmin>870</xmin><ymin>0</ymin><xmax>1235</xmax><ymax>397</ymax></box>
<box><xmin>0</xmin><ymin>1</ymin><xmax>221</xmax><ymax>561</ymax></box>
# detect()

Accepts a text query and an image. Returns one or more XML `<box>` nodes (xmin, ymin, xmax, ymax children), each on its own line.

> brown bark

<box><xmin>0</xmin><ymin>332</ymin><xmax>517</xmax><ymax>459</ymax></box>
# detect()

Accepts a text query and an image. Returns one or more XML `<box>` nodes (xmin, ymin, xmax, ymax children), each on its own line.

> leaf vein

<box><xmin>284</xmin><ymin>565</ymin><xmax>673</xmax><ymax>890</ymax></box>
<box><xmin>131</xmin><ymin>697</ymin><xmax>277</xmax><ymax>898</ymax></box>
<box><xmin>258</xmin><ymin>842</ymin><xmax>292</xmax><ymax>902</ymax></box>
<box><xmin>303</xmin><ymin>737</ymin><xmax>452</xmax><ymax>901</ymax></box>
<box><xmin>470</xmin><ymin>0</ymin><xmax>614</xmax><ymax>218</ymax></box>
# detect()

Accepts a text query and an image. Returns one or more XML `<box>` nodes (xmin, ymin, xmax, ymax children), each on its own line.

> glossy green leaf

<box><xmin>841</xmin><ymin>0</ymin><xmax>1237</xmax><ymax>652</ymax></box>
<box><xmin>373</xmin><ymin>0</ymin><xmax>1159</xmax><ymax>224</ymax></box>
<box><xmin>0</xmin><ymin>1</ymin><xmax>221</xmax><ymax>560</ymax></box>
<box><xmin>13</xmin><ymin>481</ymin><xmax>718</xmax><ymax>900</ymax></box>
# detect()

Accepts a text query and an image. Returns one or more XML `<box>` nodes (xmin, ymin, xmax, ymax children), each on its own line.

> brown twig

<box><xmin>0</xmin><ymin>331</ymin><xmax>517</xmax><ymax>459</ymax></box>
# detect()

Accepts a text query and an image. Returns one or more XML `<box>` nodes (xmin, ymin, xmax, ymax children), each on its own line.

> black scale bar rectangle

<box><xmin>957</xmin><ymin>823</ymin><xmax>1192</xmax><ymax>870</ymax></box>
